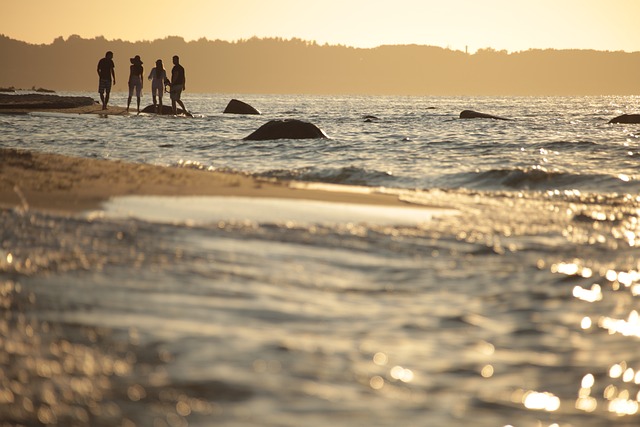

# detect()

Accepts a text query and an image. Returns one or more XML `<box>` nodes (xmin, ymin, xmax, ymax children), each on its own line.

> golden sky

<box><xmin>3</xmin><ymin>0</ymin><xmax>640</xmax><ymax>52</ymax></box>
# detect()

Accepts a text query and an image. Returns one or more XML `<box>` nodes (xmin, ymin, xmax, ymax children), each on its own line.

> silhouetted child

<box><xmin>148</xmin><ymin>59</ymin><xmax>167</xmax><ymax>114</ymax></box>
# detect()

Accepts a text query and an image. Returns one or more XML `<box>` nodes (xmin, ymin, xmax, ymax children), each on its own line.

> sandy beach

<box><xmin>0</xmin><ymin>148</ymin><xmax>425</xmax><ymax>214</ymax></box>
<box><xmin>0</xmin><ymin>94</ymin><xmax>436</xmax><ymax>214</ymax></box>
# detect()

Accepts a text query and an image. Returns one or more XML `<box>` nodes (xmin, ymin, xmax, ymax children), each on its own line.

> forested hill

<box><xmin>1</xmin><ymin>34</ymin><xmax>639</xmax><ymax>96</ymax></box>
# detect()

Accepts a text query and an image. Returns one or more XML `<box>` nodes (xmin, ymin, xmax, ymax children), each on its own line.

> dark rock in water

<box><xmin>244</xmin><ymin>119</ymin><xmax>328</xmax><ymax>141</ymax></box>
<box><xmin>609</xmin><ymin>114</ymin><xmax>640</xmax><ymax>124</ymax></box>
<box><xmin>141</xmin><ymin>104</ymin><xmax>192</xmax><ymax>116</ymax></box>
<box><xmin>34</xmin><ymin>87</ymin><xmax>55</xmax><ymax>93</ymax></box>
<box><xmin>142</xmin><ymin>104</ymin><xmax>171</xmax><ymax>114</ymax></box>
<box><xmin>460</xmin><ymin>110</ymin><xmax>512</xmax><ymax>121</ymax></box>
<box><xmin>223</xmin><ymin>99</ymin><xmax>261</xmax><ymax>115</ymax></box>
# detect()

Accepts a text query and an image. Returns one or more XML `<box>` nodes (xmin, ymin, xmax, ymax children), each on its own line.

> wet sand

<box><xmin>0</xmin><ymin>148</ymin><xmax>428</xmax><ymax>214</ymax></box>
<box><xmin>0</xmin><ymin>139</ymin><xmax>443</xmax><ymax>426</ymax></box>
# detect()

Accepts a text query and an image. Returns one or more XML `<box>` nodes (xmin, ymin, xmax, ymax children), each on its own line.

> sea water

<box><xmin>1</xmin><ymin>92</ymin><xmax>640</xmax><ymax>426</ymax></box>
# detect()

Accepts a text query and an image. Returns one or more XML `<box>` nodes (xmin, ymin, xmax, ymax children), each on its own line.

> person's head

<box><xmin>130</xmin><ymin>55</ymin><xmax>143</xmax><ymax>65</ymax></box>
<box><xmin>105</xmin><ymin>51</ymin><xmax>113</xmax><ymax>59</ymax></box>
<box><xmin>172</xmin><ymin>55</ymin><xmax>180</xmax><ymax>65</ymax></box>
<box><xmin>156</xmin><ymin>59</ymin><xmax>163</xmax><ymax>69</ymax></box>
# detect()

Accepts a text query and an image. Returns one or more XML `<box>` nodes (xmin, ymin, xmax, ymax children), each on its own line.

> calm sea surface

<box><xmin>1</xmin><ymin>92</ymin><xmax>640</xmax><ymax>426</ymax></box>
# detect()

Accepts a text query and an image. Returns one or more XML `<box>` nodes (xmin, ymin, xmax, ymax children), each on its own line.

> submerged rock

<box><xmin>223</xmin><ymin>99</ymin><xmax>261</xmax><ymax>115</ymax></box>
<box><xmin>609</xmin><ymin>114</ymin><xmax>640</xmax><ymax>124</ymax></box>
<box><xmin>460</xmin><ymin>110</ymin><xmax>512</xmax><ymax>121</ymax></box>
<box><xmin>244</xmin><ymin>119</ymin><xmax>328</xmax><ymax>140</ymax></box>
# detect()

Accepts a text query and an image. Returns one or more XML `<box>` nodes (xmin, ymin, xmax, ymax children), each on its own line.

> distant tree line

<box><xmin>1</xmin><ymin>34</ymin><xmax>639</xmax><ymax>95</ymax></box>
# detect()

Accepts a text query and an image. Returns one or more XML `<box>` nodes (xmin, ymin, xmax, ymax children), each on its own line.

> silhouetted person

<box><xmin>148</xmin><ymin>59</ymin><xmax>167</xmax><ymax>114</ymax></box>
<box><xmin>97</xmin><ymin>51</ymin><xmax>116</xmax><ymax>110</ymax></box>
<box><xmin>169</xmin><ymin>55</ymin><xmax>188</xmax><ymax>115</ymax></box>
<box><xmin>127</xmin><ymin>55</ymin><xmax>144</xmax><ymax>114</ymax></box>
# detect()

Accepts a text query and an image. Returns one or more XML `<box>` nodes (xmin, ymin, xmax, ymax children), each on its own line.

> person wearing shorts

<box><xmin>97</xmin><ymin>51</ymin><xmax>115</xmax><ymax>110</ymax></box>
<box><xmin>148</xmin><ymin>59</ymin><xmax>167</xmax><ymax>113</ymax></box>
<box><xmin>127</xmin><ymin>55</ymin><xmax>144</xmax><ymax>114</ymax></box>
<box><xmin>170</xmin><ymin>55</ymin><xmax>188</xmax><ymax>115</ymax></box>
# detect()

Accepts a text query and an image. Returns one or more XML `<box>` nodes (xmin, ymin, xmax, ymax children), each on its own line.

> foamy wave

<box><xmin>447</xmin><ymin>167</ymin><xmax>638</xmax><ymax>192</ymax></box>
<box><xmin>257</xmin><ymin>166</ymin><xmax>640</xmax><ymax>194</ymax></box>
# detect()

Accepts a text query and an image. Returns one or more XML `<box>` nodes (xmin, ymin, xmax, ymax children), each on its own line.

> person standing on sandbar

<box><xmin>148</xmin><ymin>59</ymin><xmax>167</xmax><ymax>114</ymax></box>
<box><xmin>170</xmin><ymin>55</ymin><xmax>188</xmax><ymax>115</ymax></box>
<box><xmin>127</xmin><ymin>55</ymin><xmax>144</xmax><ymax>114</ymax></box>
<box><xmin>97</xmin><ymin>51</ymin><xmax>116</xmax><ymax>110</ymax></box>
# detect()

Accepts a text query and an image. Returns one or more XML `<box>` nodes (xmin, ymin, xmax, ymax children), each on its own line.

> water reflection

<box><xmin>559</xmin><ymin>260</ymin><xmax>640</xmax><ymax>419</ymax></box>
<box><xmin>600</xmin><ymin>311</ymin><xmax>640</xmax><ymax>338</ymax></box>
<box><xmin>521</xmin><ymin>390</ymin><xmax>561</xmax><ymax>412</ymax></box>
<box><xmin>4</xmin><ymin>182</ymin><xmax>640</xmax><ymax>425</ymax></box>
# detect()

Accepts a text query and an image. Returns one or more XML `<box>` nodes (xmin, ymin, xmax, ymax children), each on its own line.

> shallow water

<box><xmin>1</xmin><ymin>93</ymin><xmax>640</xmax><ymax>426</ymax></box>
<box><xmin>4</xmin><ymin>93</ymin><xmax>640</xmax><ymax>193</ymax></box>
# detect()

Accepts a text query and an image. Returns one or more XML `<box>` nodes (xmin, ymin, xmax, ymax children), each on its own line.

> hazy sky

<box><xmin>3</xmin><ymin>0</ymin><xmax>640</xmax><ymax>52</ymax></box>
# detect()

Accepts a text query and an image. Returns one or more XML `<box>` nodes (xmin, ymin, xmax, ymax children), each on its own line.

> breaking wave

<box><xmin>258</xmin><ymin>165</ymin><xmax>640</xmax><ymax>194</ymax></box>
<box><xmin>445</xmin><ymin>167</ymin><xmax>640</xmax><ymax>193</ymax></box>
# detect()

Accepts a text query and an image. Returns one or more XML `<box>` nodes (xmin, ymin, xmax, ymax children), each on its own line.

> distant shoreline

<box><xmin>2</xmin><ymin>35</ymin><xmax>639</xmax><ymax>96</ymax></box>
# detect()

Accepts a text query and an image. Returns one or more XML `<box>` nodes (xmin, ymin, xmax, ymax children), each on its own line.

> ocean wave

<box><xmin>538</xmin><ymin>140</ymin><xmax>600</xmax><ymax>149</ymax></box>
<box><xmin>257</xmin><ymin>165</ymin><xmax>640</xmax><ymax>195</ymax></box>
<box><xmin>256</xmin><ymin>166</ymin><xmax>398</xmax><ymax>187</ymax></box>
<box><xmin>446</xmin><ymin>167</ymin><xmax>638</xmax><ymax>192</ymax></box>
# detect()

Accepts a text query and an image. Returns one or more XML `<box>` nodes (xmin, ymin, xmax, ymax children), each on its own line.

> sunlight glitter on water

<box><xmin>521</xmin><ymin>390</ymin><xmax>561</xmax><ymax>412</ymax></box>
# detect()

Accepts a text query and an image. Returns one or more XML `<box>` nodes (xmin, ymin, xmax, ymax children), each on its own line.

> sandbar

<box><xmin>0</xmin><ymin>93</ymin><xmax>128</xmax><ymax>115</ymax></box>
<box><xmin>0</xmin><ymin>148</ymin><xmax>431</xmax><ymax>214</ymax></box>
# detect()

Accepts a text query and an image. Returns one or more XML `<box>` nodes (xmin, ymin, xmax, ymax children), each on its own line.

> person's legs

<box><xmin>99</xmin><ymin>79</ymin><xmax>109</xmax><ymax>109</ymax></box>
<box><xmin>170</xmin><ymin>87</ymin><xmax>187</xmax><ymax>115</ymax></box>
<box><xmin>170</xmin><ymin>87</ymin><xmax>178</xmax><ymax>115</ymax></box>
<box><xmin>135</xmin><ymin>83</ymin><xmax>142</xmax><ymax>113</ymax></box>
<box><xmin>150</xmin><ymin>86</ymin><xmax>157</xmax><ymax>112</ymax></box>
<box><xmin>127</xmin><ymin>83</ymin><xmax>134</xmax><ymax>112</ymax></box>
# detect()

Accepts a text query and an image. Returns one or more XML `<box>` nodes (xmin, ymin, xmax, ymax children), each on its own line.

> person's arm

<box><xmin>111</xmin><ymin>64</ymin><xmax>116</xmax><ymax>85</ymax></box>
<box><xmin>183</xmin><ymin>68</ymin><xmax>186</xmax><ymax>91</ymax></box>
